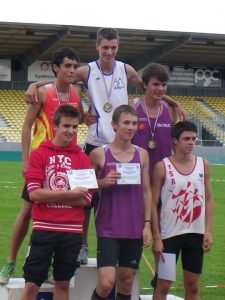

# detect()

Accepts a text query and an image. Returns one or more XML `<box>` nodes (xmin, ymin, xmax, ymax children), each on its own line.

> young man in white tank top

<box><xmin>151</xmin><ymin>121</ymin><xmax>214</xmax><ymax>300</ymax></box>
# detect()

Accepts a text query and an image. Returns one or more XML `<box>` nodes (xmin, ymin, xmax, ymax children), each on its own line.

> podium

<box><xmin>140</xmin><ymin>296</ymin><xmax>183</xmax><ymax>300</ymax></box>
<box><xmin>74</xmin><ymin>258</ymin><xmax>140</xmax><ymax>300</ymax></box>
<box><xmin>0</xmin><ymin>258</ymin><xmax>140</xmax><ymax>300</ymax></box>
<box><xmin>0</xmin><ymin>278</ymin><xmax>57</xmax><ymax>300</ymax></box>
<box><xmin>0</xmin><ymin>258</ymin><xmax>183</xmax><ymax>299</ymax></box>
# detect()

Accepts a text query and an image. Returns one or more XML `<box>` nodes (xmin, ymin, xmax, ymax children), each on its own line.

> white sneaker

<box><xmin>78</xmin><ymin>245</ymin><xmax>88</xmax><ymax>265</ymax></box>
<box><xmin>0</xmin><ymin>261</ymin><xmax>15</xmax><ymax>284</ymax></box>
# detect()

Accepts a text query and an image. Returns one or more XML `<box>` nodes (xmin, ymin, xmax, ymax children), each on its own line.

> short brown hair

<box><xmin>96</xmin><ymin>27</ymin><xmax>119</xmax><ymax>45</ymax></box>
<box><xmin>112</xmin><ymin>105</ymin><xmax>137</xmax><ymax>123</ymax></box>
<box><xmin>53</xmin><ymin>104</ymin><xmax>80</xmax><ymax>126</ymax></box>
<box><xmin>142</xmin><ymin>63</ymin><xmax>169</xmax><ymax>85</ymax></box>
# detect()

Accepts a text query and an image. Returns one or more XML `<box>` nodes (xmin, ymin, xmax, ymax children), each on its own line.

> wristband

<box><xmin>144</xmin><ymin>220</ymin><xmax>151</xmax><ymax>223</ymax></box>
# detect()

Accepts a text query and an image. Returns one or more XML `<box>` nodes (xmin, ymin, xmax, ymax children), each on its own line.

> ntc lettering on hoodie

<box><xmin>25</xmin><ymin>140</ymin><xmax>92</xmax><ymax>233</ymax></box>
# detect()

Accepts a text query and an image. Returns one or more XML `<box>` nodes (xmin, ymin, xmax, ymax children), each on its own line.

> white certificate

<box><xmin>158</xmin><ymin>253</ymin><xmax>176</xmax><ymax>282</ymax></box>
<box><xmin>67</xmin><ymin>169</ymin><xmax>98</xmax><ymax>189</ymax></box>
<box><xmin>116</xmin><ymin>163</ymin><xmax>141</xmax><ymax>185</ymax></box>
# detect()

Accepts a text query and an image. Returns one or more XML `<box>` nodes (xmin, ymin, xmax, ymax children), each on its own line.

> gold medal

<box><xmin>99</xmin><ymin>61</ymin><xmax>115</xmax><ymax>114</ymax></box>
<box><xmin>103</xmin><ymin>102</ymin><xmax>113</xmax><ymax>113</ymax></box>
<box><xmin>148</xmin><ymin>139</ymin><xmax>157</xmax><ymax>149</ymax></box>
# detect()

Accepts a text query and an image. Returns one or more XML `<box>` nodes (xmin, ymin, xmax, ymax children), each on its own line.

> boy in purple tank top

<box><xmin>132</xmin><ymin>63</ymin><xmax>178</xmax><ymax>176</ymax></box>
<box><xmin>89</xmin><ymin>105</ymin><xmax>152</xmax><ymax>300</ymax></box>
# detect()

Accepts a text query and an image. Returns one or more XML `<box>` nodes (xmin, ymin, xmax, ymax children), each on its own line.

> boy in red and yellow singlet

<box><xmin>0</xmin><ymin>47</ymin><xmax>84</xmax><ymax>284</ymax></box>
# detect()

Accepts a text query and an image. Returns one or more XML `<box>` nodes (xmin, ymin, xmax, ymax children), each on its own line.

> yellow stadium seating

<box><xmin>0</xmin><ymin>91</ymin><xmax>224</xmax><ymax>144</ymax></box>
<box><xmin>0</xmin><ymin>90</ymin><xmax>26</xmax><ymax>142</ymax></box>
<box><xmin>173</xmin><ymin>96</ymin><xmax>225</xmax><ymax>143</ymax></box>
<box><xmin>0</xmin><ymin>90</ymin><xmax>89</xmax><ymax>144</ymax></box>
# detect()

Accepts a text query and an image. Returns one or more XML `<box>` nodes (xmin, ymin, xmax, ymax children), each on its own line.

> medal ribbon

<box><xmin>98</xmin><ymin>61</ymin><xmax>115</xmax><ymax>106</ymax></box>
<box><xmin>54</xmin><ymin>83</ymin><xmax>71</xmax><ymax>106</ymax></box>
<box><xmin>143</xmin><ymin>97</ymin><xmax>161</xmax><ymax>141</ymax></box>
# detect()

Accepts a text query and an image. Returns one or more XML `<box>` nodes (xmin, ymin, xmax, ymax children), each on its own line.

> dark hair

<box><xmin>96</xmin><ymin>27</ymin><xmax>119</xmax><ymax>45</ymax></box>
<box><xmin>53</xmin><ymin>104</ymin><xmax>80</xmax><ymax>126</ymax></box>
<box><xmin>142</xmin><ymin>63</ymin><xmax>169</xmax><ymax>85</ymax></box>
<box><xmin>51</xmin><ymin>47</ymin><xmax>80</xmax><ymax>75</ymax></box>
<box><xmin>112</xmin><ymin>105</ymin><xmax>137</xmax><ymax>123</ymax></box>
<box><xmin>171</xmin><ymin>121</ymin><xmax>197</xmax><ymax>139</ymax></box>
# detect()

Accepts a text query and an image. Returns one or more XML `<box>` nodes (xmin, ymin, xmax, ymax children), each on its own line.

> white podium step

<box><xmin>0</xmin><ymin>278</ymin><xmax>58</xmax><ymax>300</ymax></box>
<box><xmin>74</xmin><ymin>258</ymin><xmax>140</xmax><ymax>300</ymax></box>
<box><xmin>140</xmin><ymin>295</ymin><xmax>183</xmax><ymax>300</ymax></box>
<box><xmin>0</xmin><ymin>258</ymin><xmax>140</xmax><ymax>300</ymax></box>
<box><xmin>0</xmin><ymin>258</ymin><xmax>182</xmax><ymax>300</ymax></box>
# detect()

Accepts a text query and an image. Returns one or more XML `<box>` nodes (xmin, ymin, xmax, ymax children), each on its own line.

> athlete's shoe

<box><xmin>45</xmin><ymin>266</ymin><xmax>54</xmax><ymax>284</ymax></box>
<box><xmin>0</xmin><ymin>261</ymin><xmax>16</xmax><ymax>284</ymax></box>
<box><xmin>78</xmin><ymin>245</ymin><xmax>88</xmax><ymax>265</ymax></box>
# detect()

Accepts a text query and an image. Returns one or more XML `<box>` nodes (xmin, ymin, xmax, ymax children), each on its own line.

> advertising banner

<box><xmin>0</xmin><ymin>59</ymin><xmax>11</xmax><ymax>81</ymax></box>
<box><xmin>28</xmin><ymin>61</ymin><xmax>55</xmax><ymax>82</ymax></box>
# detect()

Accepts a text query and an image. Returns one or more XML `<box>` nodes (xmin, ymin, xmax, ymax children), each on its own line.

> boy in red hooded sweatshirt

<box><xmin>20</xmin><ymin>104</ymin><xmax>92</xmax><ymax>300</ymax></box>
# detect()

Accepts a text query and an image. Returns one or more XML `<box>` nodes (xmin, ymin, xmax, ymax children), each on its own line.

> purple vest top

<box><xmin>95</xmin><ymin>145</ymin><xmax>144</xmax><ymax>239</ymax></box>
<box><xmin>132</xmin><ymin>99</ymin><xmax>172</xmax><ymax>175</ymax></box>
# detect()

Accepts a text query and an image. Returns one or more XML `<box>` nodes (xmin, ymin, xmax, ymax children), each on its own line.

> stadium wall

<box><xmin>0</xmin><ymin>143</ymin><xmax>21</xmax><ymax>161</ymax></box>
<box><xmin>1</xmin><ymin>65</ymin><xmax>225</xmax><ymax>95</ymax></box>
<box><xmin>0</xmin><ymin>143</ymin><xmax>224</xmax><ymax>164</ymax></box>
<box><xmin>168</xmin><ymin>86</ymin><xmax>225</xmax><ymax>97</ymax></box>
<box><xmin>128</xmin><ymin>86</ymin><xmax>225</xmax><ymax>97</ymax></box>
<box><xmin>194</xmin><ymin>147</ymin><xmax>225</xmax><ymax>164</ymax></box>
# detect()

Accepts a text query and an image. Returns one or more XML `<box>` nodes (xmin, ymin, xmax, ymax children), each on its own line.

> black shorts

<box><xmin>83</xmin><ymin>143</ymin><xmax>98</xmax><ymax>155</ymax></box>
<box><xmin>162</xmin><ymin>233</ymin><xmax>204</xmax><ymax>274</ymax></box>
<box><xmin>21</xmin><ymin>184</ymin><xmax>32</xmax><ymax>202</ymax></box>
<box><xmin>23</xmin><ymin>230</ymin><xmax>82</xmax><ymax>286</ymax></box>
<box><xmin>96</xmin><ymin>237</ymin><xmax>143</xmax><ymax>270</ymax></box>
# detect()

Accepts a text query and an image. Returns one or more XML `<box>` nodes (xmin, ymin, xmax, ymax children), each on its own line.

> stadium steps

<box><xmin>173</xmin><ymin>96</ymin><xmax>225</xmax><ymax>144</ymax></box>
<box><xmin>203</xmin><ymin>96</ymin><xmax>225</xmax><ymax>116</ymax></box>
<box><xmin>197</xmin><ymin>97</ymin><xmax>225</xmax><ymax>143</ymax></box>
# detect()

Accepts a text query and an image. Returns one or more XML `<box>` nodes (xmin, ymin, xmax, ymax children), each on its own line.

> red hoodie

<box><xmin>24</xmin><ymin>140</ymin><xmax>92</xmax><ymax>233</ymax></box>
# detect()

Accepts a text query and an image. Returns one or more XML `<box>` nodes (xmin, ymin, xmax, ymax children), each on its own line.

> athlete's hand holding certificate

<box><xmin>67</xmin><ymin>169</ymin><xmax>98</xmax><ymax>189</ymax></box>
<box><xmin>116</xmin><ymin>163</ymin><xmax>141</xmax><ymax>185</ymax></box>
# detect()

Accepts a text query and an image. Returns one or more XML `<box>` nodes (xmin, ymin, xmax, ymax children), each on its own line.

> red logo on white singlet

<box><xmin>170</xmin><ymin>181</ymin><xmax>203</xmax><ymax>225</ymax></box>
